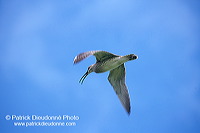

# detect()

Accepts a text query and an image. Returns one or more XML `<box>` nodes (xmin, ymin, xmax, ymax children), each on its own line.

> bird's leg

<box><xmin>79</xmin><ymin>71</ymin><xmax>89</xmax><ymax>84</ymax></box>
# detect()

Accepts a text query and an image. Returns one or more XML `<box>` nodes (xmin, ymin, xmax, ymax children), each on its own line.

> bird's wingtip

<box><xmin>126</xmin><ymin>107</ymin><xmax>131</xmax><ymax>116</ymax></box>
<box><xmin>73</xmin><ymin>56</ymin><xmax>79</xmax><ymax>64</ymax></box>
<box><xmin>127</xmin><ymin>111</ymin><xmax>131</xmax><ymax>116</ymax></box>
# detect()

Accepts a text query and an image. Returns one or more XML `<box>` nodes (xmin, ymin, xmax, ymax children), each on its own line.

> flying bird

<box><xmin>73</xmin><ymin>50</ymin><xmax>138</xmax><ymax>115</ymax></box>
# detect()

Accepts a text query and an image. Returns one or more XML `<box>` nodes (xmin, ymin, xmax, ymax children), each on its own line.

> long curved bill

<box><xmin>79</xmin><ymin>71</ymin><xmax>89</xmax><ymax>84</ymax></box>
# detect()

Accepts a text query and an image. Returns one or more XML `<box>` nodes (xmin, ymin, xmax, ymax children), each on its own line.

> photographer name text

<box><xmin>5</xmin><ymin>115</ymin><xmax>79</xmax><ymax>121</ymax></box>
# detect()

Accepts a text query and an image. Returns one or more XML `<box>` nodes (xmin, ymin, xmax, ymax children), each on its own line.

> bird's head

<box><xmin>128</xmin><ymin>54</ymin><xmax>138</xmax><ymax>60</ymax></box>
<box><xmin>79</xmin><ymin>64</ymin><xmax>94</xmax><ymax>84</ymax></box>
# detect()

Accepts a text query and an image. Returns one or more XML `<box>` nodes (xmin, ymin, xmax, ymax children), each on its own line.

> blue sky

<box><xmin>0</xmin><ymin>0</ymin><xmax>200</xmax><ymax>133</ymax></box>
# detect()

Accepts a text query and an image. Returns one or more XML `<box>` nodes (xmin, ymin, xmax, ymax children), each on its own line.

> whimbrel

<box><xmin>73</xmin><ymin>50</ymin><xmax>138</xmax><ymax>115</ymax></box>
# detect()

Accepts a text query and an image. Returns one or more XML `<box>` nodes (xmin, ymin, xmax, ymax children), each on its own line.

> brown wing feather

<box><xmin>73</xmin><ymin>51</ymin><xmax>99</xmax><ymax>64</ymax></box>
<box><xmin>73</xmin><ymin>50</ymin><xmax>119</xmax><ymax>64</ymax></box>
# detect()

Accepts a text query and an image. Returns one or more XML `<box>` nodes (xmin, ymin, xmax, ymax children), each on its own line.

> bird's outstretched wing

<box><xmin>108</xmin><ymin>64</ymin><xmax>131</xmax><ymax>115</ymax></box>
<box><xmin>73</xmin><ymin>50</ymin><xmax>119</xmax><ymax>64</ymax></box>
